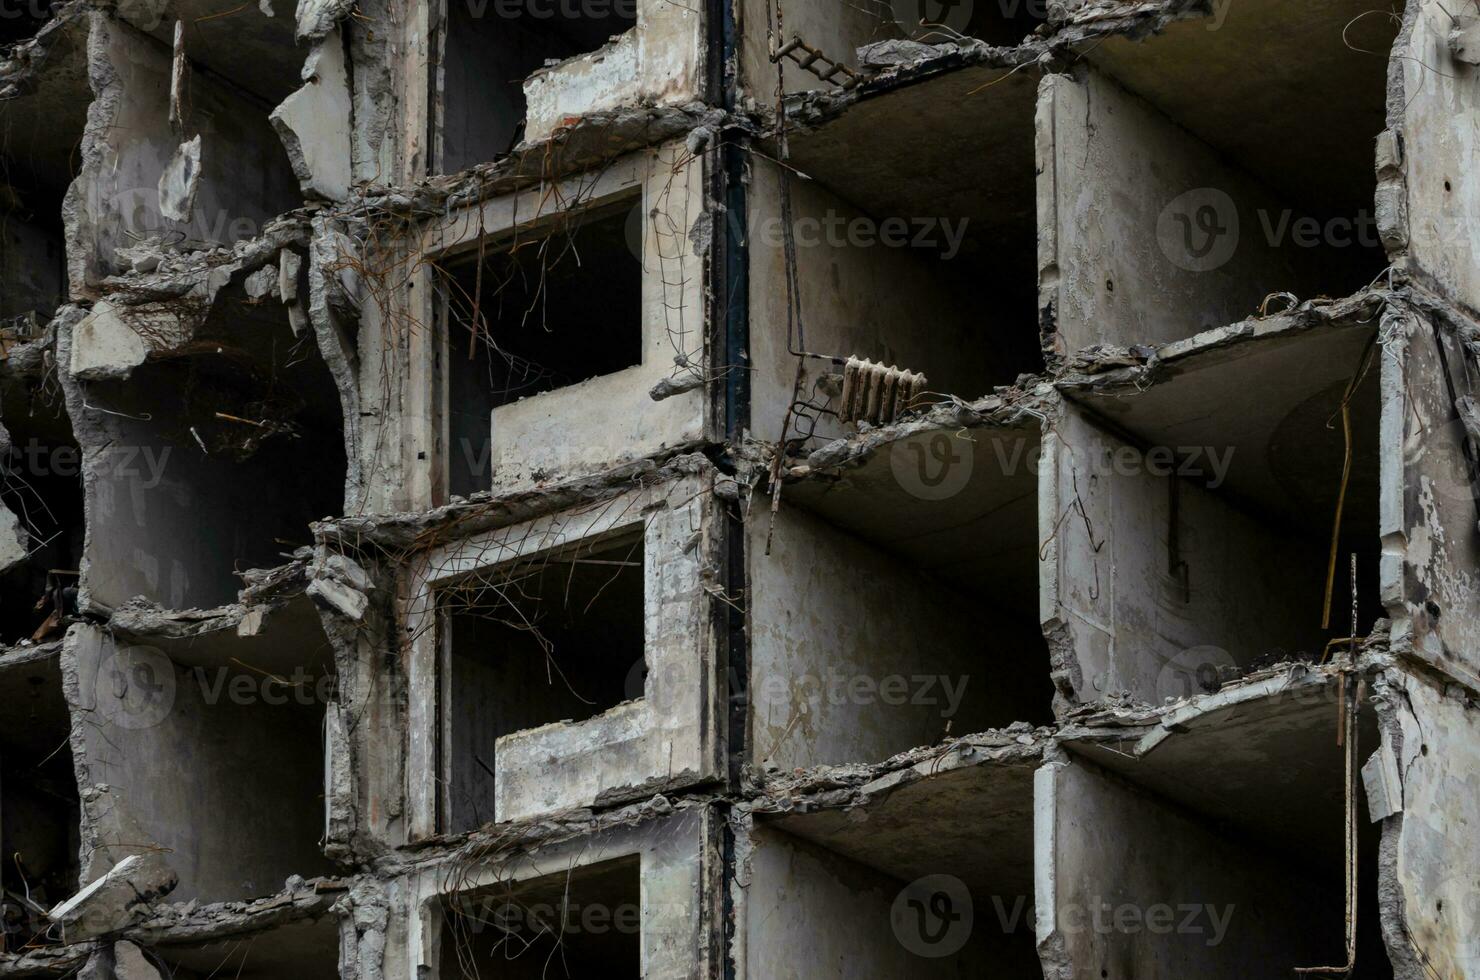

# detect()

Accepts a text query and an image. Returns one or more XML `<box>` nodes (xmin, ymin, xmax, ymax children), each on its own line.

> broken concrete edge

<box><xmin>1362</xmin><ymin>661</ymin><xmax>1480</xmax><ymax>979</ymax></box>
<box><xmin>0</xmin><ymin>876</ymin><xmax>359</xmax><ymax>978</ymax></box>
<box><xmin>743</xmin><ymin>723</ymin><xmax>1050</xmax><ymax>814</ymax></box>
<box><xmin>1054</xmin><ymin>286</ymin><xmax>1393</xmax><ymax>388</ymax></box>
<box><xmin>94</xmin><ymin>217</ymin><xmax>312</xmax><ymax>302</ymax></box>
<box><xmin>381</xmin><ymin>793</ymin><xmax>709</xmax><ymax>878</ymax></box>
<box><xmin>0</xmin><ymin>636</ymin><xmax>65</xmax><ymax>670</ymax></box>
<box><xmin>1048</xmin><ymin>0</ymin><xmax>1215</xmax><ymax>45</ymax></box>
<box><xmin>0</xmin><ymin>942</ymin><xmax>95</xmax><ymax>978</ymax></box>
<box><xmin>306</xmin><ymin>214</ymin><xmax>364</xmax><ymax>510</ymax></box>
<box><xmin>314</xmin><ymin>445</ymin><xmax>713</xmax><ymax>554</ymax></box>
<box><xmin>335</xmin><ymin>102</ymin><xmax>725</xmax><ymax>224</ymax></box>
<box><xmin>767</xmin><ymin>0</ymin><xmax>1211</xmax><ymax>138</ymax></box>
<box><xmin>776</xmin><ymin>40</ymin><xmax>1043</xmax><ymax>133</ymax></box>
<box><xmin>763</xmin><ymin>286</ymin><xmax>1400</xmax><ymax>490</ymax></box>
<box><xmin>1059</xmin><ymin>648</ymin><xmax>1388</xmax><ymax>744</ymax></box>
<box><xmin>0</xmin><ymin>315</ymin><xmax>62</xmax><ymax>381</ymax></box>
<box><xmin>778</xmin><ymin>384</ymin><xmax>1052</xmax><ymax>482</ymax></box>
<box><xmin>0</xmin><ymin>0</ymin><xmax>89</xmax><ymax>99</ymax></box>
<box><xmin>105</xmin><ymin>551</ymin><xmax>315</xmax><ymax>642</ymax></box>
<box><xmin>126</xmin><ymin>875</ymin><xmax>349</xmax><ymax>945</ymax></box>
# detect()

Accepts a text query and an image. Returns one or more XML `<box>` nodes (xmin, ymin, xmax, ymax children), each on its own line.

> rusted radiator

<box><xmin>838</xmin><ymin>356</ymin><xmax>927</xmax><ymax>425</ymax></box>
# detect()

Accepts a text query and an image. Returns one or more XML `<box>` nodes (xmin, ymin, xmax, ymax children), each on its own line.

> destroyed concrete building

<box><xmin>0</xmin><ymin>0</ymin><xmax>1477</xmax><ymax>974</ymax></box>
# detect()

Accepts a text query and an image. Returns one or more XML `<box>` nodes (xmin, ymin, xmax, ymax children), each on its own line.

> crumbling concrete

<box><xmin>2</xmin><ymin>0</ymin><xmax>1477</xmax><ymax>976</ymax></box>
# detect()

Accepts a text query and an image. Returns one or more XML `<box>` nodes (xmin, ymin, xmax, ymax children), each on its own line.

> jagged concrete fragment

<box><xmin>270</xmin><ymin>31</ymin><xmax>352</xmax><ymax>200</ymax></box>
<box><xmin>68</xmin><ymin>300</ymin><xmax>148</xmax><ymax>380</ymax></box>
<box><xmin>294</xmin><ymin>0</ymin><xmax>355</xmax><ymax>41</ymax></box>
<box><xmin>280</xmin><ymin>249</ymin><xmax>302</xmax><ymax>303</ymax></box>
<box><xmin>244</xmin><ymin>262</ymin><xmax>279</xmax><ymax>299</ymax></box>
<box><xmin>1448</xmin><ymin>11</ymin><xmax>1480</xmax><ymax>64</ymax></box>
<box><xmin>157</xmin><ymin>136</ymin><xmax>201</xmax><ymax>222</ymax></box>
<box><xmin>0</xmin><ymin>497</ymin><xmax>29</xmax><ymax>573</ymax></box>
<box><xmin>112</xmin><ymin>941</ymin><xmax>162</xmax><ymax>980</ymax></box>
<box><xmin>307</xmin><ymin>576</ymin><xmax>367</xmax><ymax>620</ymax></box>
<box><xmin>1362</xmin><ymin>744</ymin><xmax>1403</xmax><ymax>821</ymax></box>
<box><xmin>48</xmin><ymin>854</ymin><xmax>179</xmax><ymax>940</ymax></box>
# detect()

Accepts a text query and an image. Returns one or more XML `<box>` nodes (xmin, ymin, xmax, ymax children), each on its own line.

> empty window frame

<box><xmin>440</xmin><ymin>204</ymin><xmax>642</xmax><ymax>497</ymax></box>
<box><xmin>434</xmin><ymin>0</ymin><xmax>638</xmax><ymax>171</ymax></box>
<box><xmin>439</xmin><ymin>531</ymin><xmax>645</xmax><ymax>833</ymax></box>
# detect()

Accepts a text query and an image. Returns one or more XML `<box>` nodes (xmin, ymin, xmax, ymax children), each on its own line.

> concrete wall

<box><xmin>403</xmin><ymin>807</ymin><xmax>713</xmax><ymax>980</ymax></box>
<box><xmin>1037</xmin><ymin>67</ymin><xmax>1333</xmax><ymax>357</ymax></box>
<box><xmin>523</xmin><ymin>0</ymin><xmax>701</xmax><ymax>143</ymax></box>
<box><xmin>1387</xmin><ymin>0</ymin><xmax>1480</xmax><ymax>314</ymax></box>
<box><xmin>1378</xmin><ymin>305</ymin><xmax>1480</xmax><ymax>689</ymax></box>
<box><xmin>419</xmin><ymin>142</ymin><xmax>704</xmax><ymax>496</ymax></box>
<box><xmin>1376</xmin><ymin>667</ymin><xmax>1480</xmax><ymax>979</ymax></box>
<box><xmin>747</xmin><ymin>165</ymin><xmax>1010</xmax><ymax>445</ymax></box>
<box><xmin>1036</xmin><ymin>756</ymin><xmax>1333</xmax><ymax>977</ymax></box>
<box><xmin>60</xmin><ymin>307</ymin><xmax>344</xmax><ymax>612</ymax></box>
<box><xmin>1040</xmin><ymin>404</ymin><xmax>1320</xmax><ymax>706</ymax></box>
<box><xmin>750</xmin><ymin>504</ymin><xmax>1045</xmax><ymax>769</ymax></box>
<box><xmin>738</xmin><ymin>824</ymin><xmax>1038</xmax><ymax>978</ymax></box>
<box><xmin>69</xmin><ymin>14</ymin><xmax>299</xmax><ymax>291</ymax></box>
<box><xmin>401</xmin><ymin>473</ymin><xmax>720</xmax><ymax>835</ymax></box>
<box><xmin>736</xmin><ymin>0</ymin><xmax>886</xmax><ymax>98</ymax></box>
<box><xmin>63</xmin><ymin>624</ymin><xmax>332</xmax><ymax>903</ymax></box>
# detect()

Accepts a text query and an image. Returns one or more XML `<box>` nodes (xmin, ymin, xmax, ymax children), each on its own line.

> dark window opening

<box><xmin>442</xmin><ymin>532</ymin><xmax>645</xmax><ymax>833</ymax></box>
<box><xmin>0</xmin><ymin>444</ymin><xmax>83</xmax><ymax>647</ymax></box>
<box><xmin>436</xmin><ymin>0</ymin><xmax>637</xmax><ymax>171</ymax></box>
<box><xmin>0</xmin><ymin>5</ymin><xmax>54</xmax><ymax>48</ymax></box>
<box><xmin>80</xmin><ymin>291</ymin><xmax>346</xmax><ymax>611</ymax></box>
<box><xmin>442</xmin><ymin>206</ymin><xmax>642</xmax><ymax>497</ymax></box>
<box><xmin>439</xmin><ymin>856</ymin><xmax>641</xmax><ymax>979</ymax></box>
<box><xmin>889</xmin><ymin>0</ymin><xmax>1045</xmax><ymax>46</ymax></box>
<box><xmin>0</xmin><ymin>657</ymin><xmax>79</xmax><ymax>952</ymax></box>
<box><xmin>153</xmin><ymin>911</ymin><xmax>342</xmax><ymax>977</ymax></box>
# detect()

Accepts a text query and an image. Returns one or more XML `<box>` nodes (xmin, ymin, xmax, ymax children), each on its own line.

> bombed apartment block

<box><xmin>2</xmin><ymin>0</ymin><xmax>1479</xmax><ymax>976</ymax></box>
